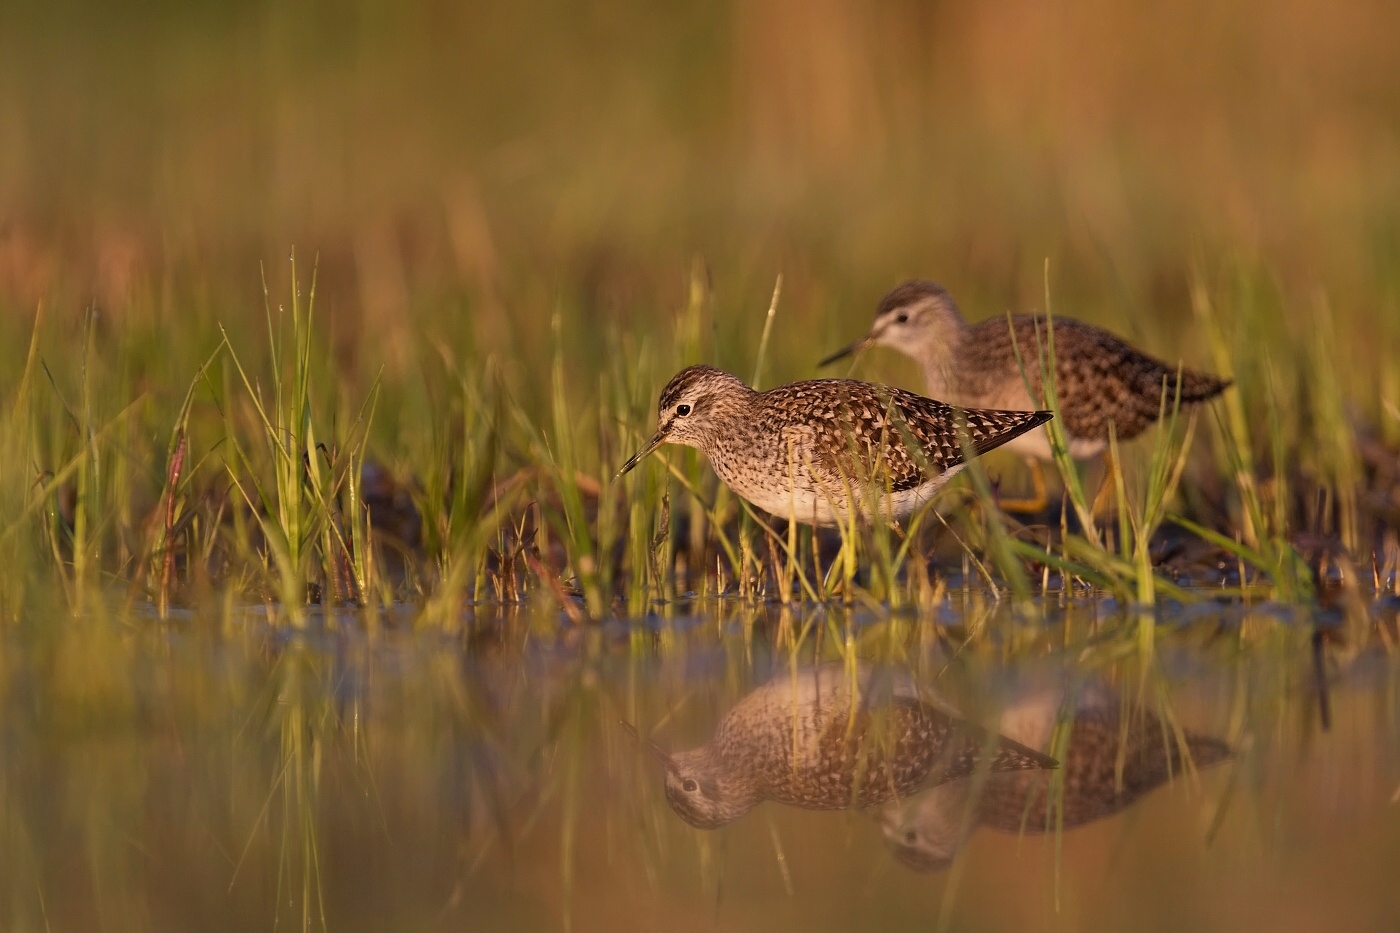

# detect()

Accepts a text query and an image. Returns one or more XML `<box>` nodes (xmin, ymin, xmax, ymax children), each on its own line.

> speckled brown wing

<box><xmin>973</xmin><ymin>708</ymin><xmax>1133</xmax><ymax>830</ymax></box>
<box><xmin>972</xmin><ymin>316</ymin><xmax>1230</xmax><ymax>443</ymax></box>
<box><xmin>761</xmin><ymin>380</ymin><xmax>1052</xmax><ymax>494</ymax></box>
<box><xmin>974</xmin><ymin>709</ymin><xmax>1232</xmax><ymax>832</ymax></box>
<box><xmin>885</xmin><ymin>387</ymin><xmax>1054</xmax><ymax>490</ymax></box>
<box><xmin>789</xmin><ymin>689</ymin><xmax>1058</xmax><ymax>806</ymax></box>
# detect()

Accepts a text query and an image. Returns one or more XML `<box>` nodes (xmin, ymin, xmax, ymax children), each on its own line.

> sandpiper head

<box><xmin>878</xmin><ymin>782</ymin><xmax>970</xmax><ymax>872</ymax></box>
<box><xmin>617</xmin><ymin>365</ymin><xmax>752</xmax><ymax>476</ymax></box>
<box><xmin>661</xmin><ymin>746</ymin><xmax>757</xmax><ymax>829</ymax></box>
<box><xmin>819</xmin><ymin>280</ymin><xmax>967</xmax><ymax>368</ymax></box>
<box><xmin>621</xmin><ymin>721</ymin><xmax>757</xmax><ymax>829</ymax></box>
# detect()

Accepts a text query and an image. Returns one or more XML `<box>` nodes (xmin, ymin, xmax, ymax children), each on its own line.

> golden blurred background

<box><xmin>1</xmin><ymin>0</ymin><xmax>1397</xmax><ymax>373</ymax></box>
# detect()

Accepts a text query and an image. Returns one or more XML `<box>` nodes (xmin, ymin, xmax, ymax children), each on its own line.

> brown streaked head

<box><xmin>621</xmin><ymin>719</ymin><xmax>757</xmax><ymax>830</ymax></box>
<box><xmin>616</xmin><ymin>365</ymin><xmax>754</xmax><ymax>476</ymax></box>
<box><xmin>660</xmin><ymin>745</ymin><xmax>758</xmax><ymax>830</ymax></box>
<box><xmin>819</xmin><ymin>280</ymin><xmax>968</xmax><ymax>368</ymax></box>
<box><xmin>880</xmin><ymin>781</ymin><xmax>972</xmax><ymax>873</ymax></box>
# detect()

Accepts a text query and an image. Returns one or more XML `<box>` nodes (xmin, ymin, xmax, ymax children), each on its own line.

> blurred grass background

<box><xmin>2</xmin><ymin>0</ymin><xmax>1397</xmax><ymax>365</ymax></box>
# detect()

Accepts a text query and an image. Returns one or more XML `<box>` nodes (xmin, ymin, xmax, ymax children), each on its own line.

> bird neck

<box><xmin>910</xmin><ymin>320</ymin><xmax>968</xmax><ymax>400</ymax></box>
<box><xmin>691</xmin><ymin>388</ymin><xmax>761</xmax><ymax>454</ymax></box>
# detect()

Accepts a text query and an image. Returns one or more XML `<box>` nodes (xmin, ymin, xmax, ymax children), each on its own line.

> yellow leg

<box><xmin>996</xmin><ymin>459</ymin><xmax>1049</xmax><ymax>514</ymax></box>
<box><xmin>1089</xmin><ymin>449</ymin><xmax>1119</xmax><ymax>519</ymax></box>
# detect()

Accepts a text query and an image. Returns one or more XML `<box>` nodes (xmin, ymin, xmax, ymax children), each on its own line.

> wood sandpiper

<box><xmin>626</xmin><ymin>663</ymin><xmax>1058</xmax><ymax>830</ymax></box>
<box><xmin>878</xmin><ymin>678</ymin><xmax>1231</xmax><ymax>871</ymax></box>
<box><xmin>617</xmin><ymin>364</ymin><xmax>1052</xmax><ymax>527</ymax></box>
<box><xmin>819</xmin><ymin>280</ymin><xmax>1232</xmax><ymax>513</ymax></box>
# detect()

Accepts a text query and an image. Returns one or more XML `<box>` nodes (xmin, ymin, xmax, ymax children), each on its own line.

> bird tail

<box><xmin>937</xmin><ymin>725</ymin><xmax>1059</xmax><ymax>784</ymax></box>
<box><xmin>986</xmin><ymin>733</ymin><xmax>1060</xmax><ymax>773</ymax></box>
<box><xmin>1183</xmin><ymin>731</ymin><xmax>1233</xmax><ymax>769</ymax></box>
<box><xmin>967</xmin><ymin>408</ymin><xmax>1055</xmax><ymax>460</ymax></box>
<box><xmin>1170</xmin><ymin>368</ymin><xmax>1232</xmax><ymax>404</ymax></box>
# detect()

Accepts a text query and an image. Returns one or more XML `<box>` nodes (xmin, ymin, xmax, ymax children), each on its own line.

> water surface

<box><xmin>2</xmin><ymin>599</ymin><xmax>1398</xmax><ymax>933</ymax></box>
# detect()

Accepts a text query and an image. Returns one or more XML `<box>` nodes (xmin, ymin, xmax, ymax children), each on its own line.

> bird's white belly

<box><xmin>735</xmin><ymin>664</ymin><xmax>959</xmax><ymax>771</ymax></box>
<box><xmin>725</xmin><ymin>466</ymin><xmax>964</xmax><ymax>527</ymax></box>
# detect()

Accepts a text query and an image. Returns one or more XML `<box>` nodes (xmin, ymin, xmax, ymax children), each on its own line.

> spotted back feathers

<box><xmin>758</xmin><ymin>379</ymin><xmax>1052</xmax><ymax>492</ymax></box>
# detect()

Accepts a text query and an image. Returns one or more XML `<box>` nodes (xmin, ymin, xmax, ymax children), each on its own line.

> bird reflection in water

<box><xmin>879</xmin><ymin>680</ymin><xmax>1232</xmax><ymax>871</ymax></box>
<box><xmin>626</xmin><ymin>663</ymin><xmax>1058</xmax><ymax>829</ymax></box>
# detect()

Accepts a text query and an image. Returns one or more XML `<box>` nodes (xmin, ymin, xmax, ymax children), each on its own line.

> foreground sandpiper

<box><xmin>618</xmin><ymin>364</ymin><xmax>1052</xmax><ymax>527</ymax></box>
<box><xmin>628</xmin><ymin>663</ymin><xmax>1058</xmax><ymax>830</ymax></box>
<box><xmin>820</xmin><ymin>280</ymin><xmax>1232</xmax><ymax>512</ymax></box>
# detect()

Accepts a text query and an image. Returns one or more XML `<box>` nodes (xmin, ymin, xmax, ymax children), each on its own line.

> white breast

<box><xmin>716</xmin><ymin>462</ymin><xmax>965</xmax><ymax>527</ymax></box>
<box><xmin>998</xmin><ymin>428</ymin><xmax>1104</xmax><ymax>462</ymax></box>
<box><xmin>726</xmin><ymin>663</ymin><xmax>961</xmax><ymax>773</ymax></box>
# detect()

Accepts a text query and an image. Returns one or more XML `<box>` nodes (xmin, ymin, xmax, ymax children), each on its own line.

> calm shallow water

<box><xmin>2</xmin><ymin>599</ymin><xmax>1398</xmax><ymax>933</ymax></box>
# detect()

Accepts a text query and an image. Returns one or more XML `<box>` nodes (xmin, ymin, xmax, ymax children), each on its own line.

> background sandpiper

<box><xmin>879</xmin><ymin>678</ymin><xmax>1232</xmax><ymax>872</ymax></box>
<box><xmin>820</xmin><ymin>280</ymin><xmax>1232</xmax><ymax>513</ymax></box>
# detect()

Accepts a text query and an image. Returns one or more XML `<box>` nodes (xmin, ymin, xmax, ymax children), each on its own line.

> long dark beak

<box><xmin>616</xmin><ymin>429</ymin><xmax>667</xmax><ymax>477</ymax></box>
<box><xmin>818</xmin><ymin>333</ymin><xmax>876</xmax><ymax>368</ymax></box>
<box><xmin>620</xmin><ymin>719</ymin><xmax>679</xmax><ymax>775</ymax></box>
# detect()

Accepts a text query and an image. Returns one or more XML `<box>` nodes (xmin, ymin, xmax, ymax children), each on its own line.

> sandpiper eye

<box><xmin>895</xmin><ymin>313</ymin><xmax>909</xmax><ymax>324</ymax></box>
<box><xmin>682</xmin><ymin>778</ymin><xmax>699</xmax><ymax>793</ymax></box>
<box><xmin>903</xmin><ymin>829</ymin><xmax>917</xmax><ymax>845</ymax></box>
<box><xmin>676</xmin><ymin>404</ymin><xmax>692</xmax><ymax>416</ymax></box>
